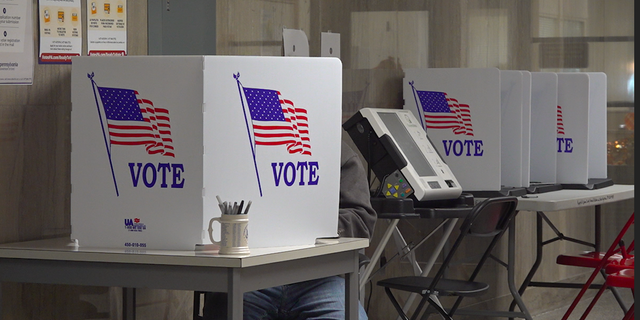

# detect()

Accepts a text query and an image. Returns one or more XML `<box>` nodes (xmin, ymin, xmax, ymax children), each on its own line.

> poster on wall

<box><xmin>38</xmin><ymin>0</ymin><xmax>82</xmax><ymax>64</ymax></box>
<box><xmin>86</xmin><ymin>0</ymin><xmax>127</xmax><ymax>56</ymax></box>
<box><xmin>0</xmin><ymin>0</ymin><xmax>34</xmax><ymax>84</ymax></box>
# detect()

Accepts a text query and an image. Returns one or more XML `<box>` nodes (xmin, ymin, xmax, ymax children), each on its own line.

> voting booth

<box><xmin>403</xmin><ymin>68</ymin><xmax>530</xmax><ymax>195</ymax></box>
<box><xmin>71</xmin><ymin>56</ymin><xmax>343</xmax><ymax>250</ymax></box>
<box><xmin>404</xmin><ymin>68</ymin><xmax>610</xmax><ymax>195</ymax></box>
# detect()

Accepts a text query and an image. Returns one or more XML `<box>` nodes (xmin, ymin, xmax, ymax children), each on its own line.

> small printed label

<box><xmin>124</xmin><ymin>242</ymin><xmax>147</xmax><ymax>248</ymax></box>
<box><xmin>577</xmin><ymin>195</ymin><xmax>614</xmax><ymax>206</ymax></box>
<box><xmin>124</xmin><ymin>218</ymin><xmax>147</xmax><ymax>232</ymax></box>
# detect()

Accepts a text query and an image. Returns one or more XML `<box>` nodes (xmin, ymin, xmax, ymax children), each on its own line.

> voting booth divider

<box><xmin>70</xmin><ymin>56</ymin><xmax>343</xmax><ymax>250</ymax></box>
<box><xmin>530</xmin><ymin>72</ymin><xmax>559</xmax><ymax>186</ymax></box>
<box><xmin>555</xmin><ymin>72</ymin><xmax>608</xmax><ymax>186</ymax></box>
<box><xmin>403</xmin><ymin>68</ymin><xmax>609</xmax><ymax>195</ymax></box>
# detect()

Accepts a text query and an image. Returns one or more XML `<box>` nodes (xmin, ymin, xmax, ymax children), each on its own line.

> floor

<box><xmin>532</xmin><ymin>288</ymin><xmax>634</xmax><ymax>320</ymax></box>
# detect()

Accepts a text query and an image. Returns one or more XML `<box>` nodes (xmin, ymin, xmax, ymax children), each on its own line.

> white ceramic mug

<box><xmin>209</xmin><ymin>214</ymin><xmax>249</xmax><ymax>255</ymax></box>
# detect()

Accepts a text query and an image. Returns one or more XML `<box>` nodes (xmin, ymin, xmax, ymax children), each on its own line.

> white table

<box><xmin>509</xmin><ymin>184</ymin><xmax>634</xmax><ymax>316</ymax></box>
<box><xmin>0</xmin><ymin>237</ymin><xmax>369</xmax><ymax>320</ymax></box>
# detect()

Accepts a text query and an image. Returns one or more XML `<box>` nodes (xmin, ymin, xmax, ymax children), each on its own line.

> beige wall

<box><xmin>0</xmin><ymin>0</ymin><xmax>634</xmax><ymax>319</ymax></box>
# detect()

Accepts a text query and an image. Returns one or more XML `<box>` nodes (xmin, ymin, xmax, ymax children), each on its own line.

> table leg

<box><xmin>346</xmin><ymin>252</ymin><xmax>359</xmax><ymax>320</ymax></box>
<box><xmin>507</xmin><ymin>218</ymin><xmax>532</xmax><ymax>320</ymax></box>
<box><xmin>397</xmin><ymin>218</ymin><xmax>458</xmax><ymax>320</ymax></box>
<box><xmin>228</xmin><ymin>269</ymin><xmax>243</xmax><ymax>320</ymax></box>
<box><xmin>595</xmin><ymin>205</ymin><xmax>601</xmax><ymax>251</ymax></box>
<box><xmin>360</xmin><ymin>219</ymin><xmax>399</xmax><ymax>292</ymax></box>
<box><xmin>392</xmin><ymin>226</ymin><xmax>422</xmax><ymax>276</ymax></box>
<box><xmin>509</xmin><ymin>211</ymin><xmax>543</xmax><ymax>317</ymax></box>
<box><xmin>122</xmin><ymin>287</ymin><xmax>136</xmax><ymax>320</ymax></box>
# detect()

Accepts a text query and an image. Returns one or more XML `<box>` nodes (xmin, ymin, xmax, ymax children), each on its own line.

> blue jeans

<box><xmin>203</xmin><ymin>276</ymin><xmax>368</xmax><ymax>320</ymax></box>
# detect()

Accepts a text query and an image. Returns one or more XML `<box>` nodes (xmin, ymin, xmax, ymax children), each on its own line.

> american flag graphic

<box><xmin>417</xmin><ymin>90</ymin><xmax>473</xmax><ymax>136</ymax></box>
<box><xmin>98</xmin><ymin>87</ymin><xmax>175</xmax><ymax>157</ymax></box>
<box><xmin>556</xmin><ymin>105</ymin><xmax>565</xmax><ymax>135</ymax></box>
<box><xmin>243</xmin><ymin>87</ymin><xmax>311</xmax><ymax>155</ymax></box>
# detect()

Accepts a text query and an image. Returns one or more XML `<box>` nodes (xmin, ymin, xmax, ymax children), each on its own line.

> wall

<box><xmin>0</xmin><ymin>0</ymin><xmax>634</xmax><ymax>319</ymax></box>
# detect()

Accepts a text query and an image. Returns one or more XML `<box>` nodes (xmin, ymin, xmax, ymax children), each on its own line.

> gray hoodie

<box><xmin>338</xmin><ymin>141</ymin><xmax>377</xmax><ymax>240</ymax></box>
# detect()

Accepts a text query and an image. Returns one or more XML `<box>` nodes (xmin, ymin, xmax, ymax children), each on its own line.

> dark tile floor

<box><xmin>533</xmin><ymin>288</ymin><xmax>634</xmax><ymax>320</ymax></box>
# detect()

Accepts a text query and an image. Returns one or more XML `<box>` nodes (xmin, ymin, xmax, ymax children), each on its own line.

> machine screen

<box><xmin>378</xmin><ymin>112</ymin><xmax>437</xmax><ymax>177</ymax></box>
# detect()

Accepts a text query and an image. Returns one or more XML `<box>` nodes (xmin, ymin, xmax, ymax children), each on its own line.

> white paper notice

<box><xmin>282</xmin><ymin>28</ymin><xmax>309</xmax><ymax>57</ymax></box>
<box><xmin>38</xmin><ymin>0</ymin><xmax>82</xmax><ymax>64</ymax></box>
<box><xmin>321</xmin><ymin>32</ymin><xmax>340</xmax><ymax>58</ymax></box>
<box><xmin>87</xmin><ymin>0</ymin><xmax>127</xmax><ymax>56</ymax></box>
<box><xmin>0</xmin><ymin>0</ymin><xmax>33</xmax><ymax>84</ymax></box>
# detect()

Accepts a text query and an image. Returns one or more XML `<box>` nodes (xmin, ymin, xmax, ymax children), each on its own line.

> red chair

<box><xmin>579</xmin><ymin>268</ymin><xmax>634</xmax><ymax>320</ymax></box>
<box><xmin>605</xmin><ymin>269</ymin><xmax>634</xmax><ymax>320</ymax></box>
<box><xmin>557</xmin><ymin>250</ymin><xmax>630</xmax><ymax>269</ymax></box>
<box><xmin>560</xmin><ymin>212</ymin><xmax>634</xmax><ymax>320</ymax></box>
<box><xmin>605</xmin><ymin>255</ymin><xmax>634</xmax><ymax>274</ymax></box>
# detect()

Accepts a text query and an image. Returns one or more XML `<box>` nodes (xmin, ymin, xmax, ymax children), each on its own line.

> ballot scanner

<box><xmin>343</xmin><ymin>108</ymin><xmax>463</xmax><ymax>202</ymax></box>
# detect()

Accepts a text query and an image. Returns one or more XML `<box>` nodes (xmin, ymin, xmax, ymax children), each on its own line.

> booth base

<box><xmin>467</xmin><ymin>187</ymin><xmax>528</xmax><ymax>198</ymax></box>
<box><xmin>526</xmin><ymin>183</ymin><xmax>563</xmax><ymax>194</ymax></box>
<box><xmin>561</xmin><ymin>178</ymin><xmax>614</xmax><ymax>190</ymax></box>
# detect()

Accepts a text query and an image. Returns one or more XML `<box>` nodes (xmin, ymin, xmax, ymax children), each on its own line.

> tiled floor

<box><xmin>532</xmin><ymin>288</ymin><xmax>634</xmax><ymax>320</ymax></box>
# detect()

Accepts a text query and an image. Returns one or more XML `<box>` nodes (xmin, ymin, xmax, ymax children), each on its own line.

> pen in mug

<box><xmin>216</xmin><ymin>195</ymin><xmax>251</xmax><ymax>215</ymax></box>
<box><xmin>243</xmin><ymin>201</ymin><xmax>252</xmax><ymax>214</ymax></box>
<box><xmin>237</xmin><ymin>200</ymin><xmax>244</xmax><ymax>215</ymax></box>
<box><xmin>216</xmin><ymin>195</ymin><xmax>225</xmax><ymax>214</ymax></box>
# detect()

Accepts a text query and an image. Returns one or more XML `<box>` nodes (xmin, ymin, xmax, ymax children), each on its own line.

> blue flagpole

<box><xmin>88</xmin><ymin>73</ymin><xmax>120</xmax><ymax>197</ymax></box>
<box><xmin>234</xmin><ymin>73</ymin><xmax>263</xmax><ymax>197</ymax></box>
<box><xmin>409</xmin><ymin>81</ymin><xmax>426</xmax><ymax>131</ymax></box>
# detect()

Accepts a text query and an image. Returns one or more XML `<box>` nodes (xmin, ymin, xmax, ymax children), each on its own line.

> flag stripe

<box><xmin>557</xmin><ymin>105</ymin><xmax>565</xmax><ymax>135</ymax></box>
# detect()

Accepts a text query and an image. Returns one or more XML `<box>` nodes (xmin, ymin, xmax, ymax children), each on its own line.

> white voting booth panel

<box><xmin>71</xmin><ymin>56</ymin><xmax>342</xmax><ymax>250</ymax></box>
<box><xmin>403</xmin><ymin>68</ymin><xmax>531</xmax><ymax>192</ymax></box>
<box><xmin>556</xmin><ymin>72</ymin><xmax>607</xmax><ymax>185</ymax></box>
<box><xmin>501</xmin><ymin>70</ymin><xmax>527</xmax><ymax>189</ymax></box>
<box><xmin>530</xmin><ymin>72</ymin><xmax>558</xmax><ymax>185</ymax></box>
<box><xmin>586</xmin><ymin>73</ymin><xmax>608</xmax><ymax>180</ymax></box>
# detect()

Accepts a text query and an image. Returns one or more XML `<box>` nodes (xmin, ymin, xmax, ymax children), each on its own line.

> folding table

<box><xmin>510</xmin><ymin>184</ymin><xmax>635</xmax><ymax>315</ymax></box>
<box><xmin>0</xmin><ymin>236</ymin><xmax>368</xmax><ymax>320</ymax></box>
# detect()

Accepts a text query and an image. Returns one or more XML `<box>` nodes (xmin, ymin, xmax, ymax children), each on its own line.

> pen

<box><xmin>216</xmin><ymin>195</ymin><xmax>225</xmax><ymax>214</ymax></box>
<box><xmin>243</xmin><ymin>200</ymin><xmax>252</xmax><ymax>214</ymax></box>
<box><xmin>237</xmin><ymin>200</ymin><xmax>244</xmax><ymax>215</ymax></box>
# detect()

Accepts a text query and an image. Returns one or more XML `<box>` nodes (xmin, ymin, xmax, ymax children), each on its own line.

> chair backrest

<box><xmin>428</xmin><ymin>196</ymin><xmax>519</xmax><ymax>292</ymax></box>
<box><xmin>463</xmin><ymin>196</ymin><xmax>519</xmax><ymax>237</ymax></box>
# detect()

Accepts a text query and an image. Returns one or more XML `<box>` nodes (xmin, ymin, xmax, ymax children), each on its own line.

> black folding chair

<box><xmin>377</xmin><ymin>196</ymin><xmax>519</xmax><ymax>320</ymax></box>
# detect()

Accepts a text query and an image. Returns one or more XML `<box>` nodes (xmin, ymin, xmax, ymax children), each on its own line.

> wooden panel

<box><xmin>0</xmin><ymin>1</ymin><xmax>148</xmax><ymax>319</ymax></box>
